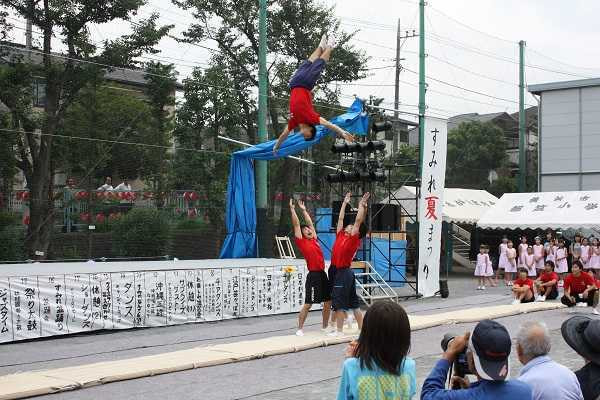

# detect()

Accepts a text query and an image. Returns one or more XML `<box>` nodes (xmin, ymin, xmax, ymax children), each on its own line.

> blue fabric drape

<box><xmin>219</xmin><ymin>99</ymin><xmax>368</xmax><ymax>259</ymax></box>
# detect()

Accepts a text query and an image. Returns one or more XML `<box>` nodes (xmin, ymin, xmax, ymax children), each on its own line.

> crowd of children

<box><xmin>475</xmin><ymin>231</ymin><xmax>600</xmax><ymax>312</ymax></box>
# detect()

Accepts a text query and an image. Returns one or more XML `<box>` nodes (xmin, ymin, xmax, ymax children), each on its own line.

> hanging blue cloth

<box><xmin>219</xmin><ymin>98</ymin><xmax>368</xmax><ymax>259</ymax></box>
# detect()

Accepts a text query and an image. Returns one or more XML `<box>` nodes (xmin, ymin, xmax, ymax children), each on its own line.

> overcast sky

<box><xmin>9</xmin><ymin>0</ymin><xmax>600</xmax><ymax>123</ymax></box>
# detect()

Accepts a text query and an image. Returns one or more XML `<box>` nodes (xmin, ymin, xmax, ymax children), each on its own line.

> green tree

<box><xmin>0</xmin><ymin>1</ymin><xmax>171</xmax><ymax>258</ymax></box>
<box><xmin>172</xmin><ymin>64</ymin><xmax>244</xmax><ymax>233</ymax></box>
<box><xmin>174</xmin><ymin>0</ymin><xmax>368</xmax><ymax>234</ymax></box>
<box><xmin>446</xmin><ymin>121</ymin><xmax>507</xmax><ymax>189</ymax></box>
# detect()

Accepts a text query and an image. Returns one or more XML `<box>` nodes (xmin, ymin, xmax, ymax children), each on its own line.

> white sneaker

<box><xmin>318</xmin><ymin>33</ymin><xmax>328</xmax><ymax>50</ymax></box>
<box><xmin>540</xmin><ymin>295</ymin><xmax>546</xmax><ymax>302</ymax></box>
<box><xmin>593</xmin><ymin>308</ymin><xmax>599</xmax><ymax>315</ymax></box>
<box><xmin>327</xmin><ymin>330</ymin><xmax>342</xmax><ymax>337</ymax></box>
<box><xmin>476</xmin><ymin>286</ymin><xmax>481</xmax><ymax>290</ymax></box>
<box><xmin>481</xmin><ymin>286</ymin><xmax>486</xmax><ymax>290</ymax></box>
<box><xmin>576</xmin><ymin>302</ymin><xmax>588</xmax><ymax>308</ymax></box>
<box><xmin>321</xmin><ymin>326</ymin><xmax>334</xmax><ymax>334</ymax></box>
<box><xmin>512</xmin><ymin>299</ymin><xmax>521</xmax><ymax>305</ymax></box>
<box><xmin>295</xmin><ymin>329</ymin><xmax>304</xmax><ymax>336</ymax></box>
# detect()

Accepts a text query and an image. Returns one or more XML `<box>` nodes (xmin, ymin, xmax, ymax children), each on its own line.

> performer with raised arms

<box><xmin>289</xmin><ymin>198</ymin><xmax>332</xmax><ymax>336</ymax></box>
<box><xmin>329</xmin><ymin>192</ymin><xmax>369</xmax><ymax>336</ymax></box>
<box><xmin>273</xmin><ymin>34</ymin><xmax>354</xmax><ymax>154</ymax></box>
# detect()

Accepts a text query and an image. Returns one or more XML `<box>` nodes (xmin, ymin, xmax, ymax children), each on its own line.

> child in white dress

<box><xmin>581</xmin><ymin>237</ymin><xmax>591</xmax><ymax>271</ymax></box>
<box><xmin>589</xmin><ymin>237</ymin><xmax>600</xmax><ymax>278</ymax></box>
<box><xmin>474</xmin><ymin>245</ymin><xmax>494</xmax><ymax>290</ymax></box>
<box><xmin>505</xmin><ymin>240</ymin><xmax>517</xmax><ymax>285</ymax></box>
<box><xmin>533</xmin><ymin>236</ymin><xmax>545</xmax><ymax>274</ymax></box>
<box><xmin>555</xmin><ymin>239</ymin><xmax>568</xmax><ymax>285</ymax></box>
<box><xmin>497</xmin><ymin>237</ymin><xmax>510</xmax><ymax>285</ymax></box>
<box><xmin>518</xmin><ymin>236</ymin><xmax>528</xmax><ymax>269</ymax></box>
<box><xmin>525</xmin><ymin>246</ymin><xmax>536</xmax><ymax>278</ymax></box>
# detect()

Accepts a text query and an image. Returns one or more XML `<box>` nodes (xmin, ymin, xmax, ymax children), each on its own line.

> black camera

<box><xmin>441</xmin><ymin>333</ymin><xmax>470</xmax><ymax>378</ymax></box>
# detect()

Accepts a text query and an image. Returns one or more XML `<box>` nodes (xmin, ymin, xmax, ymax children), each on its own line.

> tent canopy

<box><xmin>477</xmin><ymin>190</ymin><xmax>600</xmax><ymax>230</ymax></box>
<box><xmin>383</xmin><ymin>186</ymin><xmax>498</xmax><ymax>224</ymax></box>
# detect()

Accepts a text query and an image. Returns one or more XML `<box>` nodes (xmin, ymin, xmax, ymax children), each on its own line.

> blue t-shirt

<box><xmin>337</xmin><ymin>356</ymin><xmax>417</xmax><ymax>400</ymax></box>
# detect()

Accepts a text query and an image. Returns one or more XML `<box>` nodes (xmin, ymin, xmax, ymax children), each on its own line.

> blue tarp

<box><xmin>219</xmin><ymin>99</ymin><xmax>368</xmax><ymax>259</ymax></box>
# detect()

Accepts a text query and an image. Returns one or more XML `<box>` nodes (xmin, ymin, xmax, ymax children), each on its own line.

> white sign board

<box><xmin>418</xmin><ymin>117</ymin><xmax>448</xmax><ymax>297</ymax></box>
<box><xmin>0</xmin><ymin>263</ymin><xmax>309</xmax><ymax>344</ymax></box>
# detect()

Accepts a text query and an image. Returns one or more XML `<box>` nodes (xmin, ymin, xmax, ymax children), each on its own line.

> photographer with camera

<box><xmin>421</xmin><ymin>320</ymin><xmax>532</xmax><ymax>400</ymax></box>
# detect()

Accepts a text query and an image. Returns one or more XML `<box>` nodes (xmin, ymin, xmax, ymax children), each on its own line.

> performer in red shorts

<box><xmin>329</xmin><ymin>192</ymin><xmax>370</xmax><ymax>336</ymax></box>
<box><xmin>273</xmin><ymin>34</ymin><xmax>354</xmax><ymax>153</ymax></box>
<box><xmin>290</xmin><ymin>198</ymin><xmax>332</xmax><ymax>336</ymax></box>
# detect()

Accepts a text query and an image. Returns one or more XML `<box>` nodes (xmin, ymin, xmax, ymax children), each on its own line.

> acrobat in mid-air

<box><xmin>273</xmin><ymin>34</ymin><xmax>355</xmax><ymax>153</ymax></box>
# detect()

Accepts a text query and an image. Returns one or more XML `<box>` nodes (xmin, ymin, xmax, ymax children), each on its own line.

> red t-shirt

<box><xmin>514</xmin><ymin>278</ymin><xmax>534</xmax><ymax>290</ymax></box>
<box><xmin>287</xmin><ymin>87</ymin><xmax>320</xmax><ymax>131</ymax></box>
<box><xmin>294</xmin><ymin>237</ymin><xmax>325</xmax><ymax>272</ymax></box>
<box><xmin>564</xmin><ymin>272</ymin><xmax>595</xmax><ymax>295</ymax></box>
<box><xmin>331</xmin><ymin>231</ymin><xmax>361</xmax><ymax>268</ymax></box>
<box><xmin>539</xmin><ymin>272</ymin><xmax>558</xmax><ymax>285</ymax></box>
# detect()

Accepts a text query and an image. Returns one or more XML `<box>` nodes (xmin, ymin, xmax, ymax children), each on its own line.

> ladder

<box><xmin>275</xmin><ymin>236</ymin><xmax>296</xmax><ymax>259</ymax></box>
<box><xmin>352</xmin><ymin>261</ymin><xmax>398</xmax><ymax>305</ymax></box>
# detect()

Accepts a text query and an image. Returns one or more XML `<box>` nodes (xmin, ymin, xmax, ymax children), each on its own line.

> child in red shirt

<box><xmin>512</xmin><ymin>268</ymin><xmax>534</xmax><ymax>304</ymax></box>
<box><xmin>534</xmin><ymin>261</ymin><xmax>559</xmax><ymax>301</ymax></box>
<box><xmin>273</xmin><ymin>34</ymin><xmax>354</xmax><ymax>153</ymax></box>
<box><xmin>289</xmin><ymin>198</ymin><xmax>331</xmax><ymax>336</ymax></box>
<box><xmin>561</xmin><ymin>260</ymin><xmax>599</xmax><ymax>308</ymax></box>
<box><xmin>329</xmin><ymin>192</ymin><xmax>370</xmax><ymax>337</ymax></box>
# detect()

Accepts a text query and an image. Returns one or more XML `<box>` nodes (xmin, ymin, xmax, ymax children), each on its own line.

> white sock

<box><xmin>319</xmin><ymin>33</ymin><xmax>328</xmax><ymax>50</ymax></box>
<box><xmin>326</xmin><ymin>35</ymin><xmax>336</xmax><ymax>49</ymax></box>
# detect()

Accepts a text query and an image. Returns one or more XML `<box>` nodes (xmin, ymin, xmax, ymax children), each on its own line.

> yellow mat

<box><xmin>0</xmin><ymin>301</ymin><xmax>565</xmax><ymax>400</ymax></box>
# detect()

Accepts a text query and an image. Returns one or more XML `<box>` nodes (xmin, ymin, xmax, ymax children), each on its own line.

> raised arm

<box><xmin>337</xmin><ymin>192</ymin><xmax>351</xmax><ymax>234</ymax></box>
<box><xmin>297</xmin><ymin>200</ymin><xmax>317</xmax><ymax>239</ymax></box>
<box><xmin>351</xmin><ymin>192</ymin><xmax>370</xmax><ymax>236</ymax></box>
<box><xmin>319</xmin><ymin>117</ymin><xmax>355</xmax><ymax>142</ymax></box>
<box><xmin>289</xmin><ymin>199</ymin><xmax>302</xmax><ymax>239</ymax></box>
<box><xmin>273</xmin><ymin>126</ymin><xmax>291</xmax><ymax>153</ymax></box>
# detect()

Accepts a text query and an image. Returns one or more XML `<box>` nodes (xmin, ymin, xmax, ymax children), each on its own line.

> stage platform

<box><xmin>0</xmin><ymin>259</ymin><xmax>309</xmax><ymax>344</ymax></box>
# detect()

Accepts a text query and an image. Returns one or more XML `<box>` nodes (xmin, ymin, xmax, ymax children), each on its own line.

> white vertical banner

<box><xmin>418</xmin><ymin>117</ymin><xmax>448</xmax><ymax>297</ymax></box>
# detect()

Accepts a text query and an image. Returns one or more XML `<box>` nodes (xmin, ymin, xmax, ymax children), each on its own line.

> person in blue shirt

<box><xmin>421</xmin><ymin>319</ymin><xmax>532</xmax><ymax>400</ymax></box>
<box><xmin>337</xmin><ymin>301</ymin><xmax>416</xmax><ymax>400</ymax></box>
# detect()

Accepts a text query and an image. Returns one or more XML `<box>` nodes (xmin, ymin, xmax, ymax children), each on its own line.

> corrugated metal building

<box><xmin>529</xmin><ymin>78</ymin><xmax>600</xmax><ymax>191</ymax></box>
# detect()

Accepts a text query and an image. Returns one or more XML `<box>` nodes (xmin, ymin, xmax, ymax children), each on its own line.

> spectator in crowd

<box><xmin>114</xmin><ymin>178</ymin><xmax>133</xmax><ymax>213</ymax></box>
<box><xmin>562</xmin><ymin>316</ymin><xmax>600</xmax><ymax>400</ymax></box>
<box><xmin>534</xmin><ymin>261</ymin><xmax>559</xmax><ymax>301</ymax></box>
<box><xmin>114</xmin><ymin>178</ymin><xmax>131</xmax><ymax>191</ymax></box>
<box><xmin>516</xmin><ymin>321</ymin><xmax>583</xmax><ymax>400</ymax></box>
<box><xmin>512</xmin><ymin>268</ymin><xmax>535</xmax><ymax>305</ymax></box>
<box><xmin>97</xmin><ymin>176</ymin><xmax>113</xmax><ymax>191</ymax></box>
<box><xmin>338</xmin><ymin>301</ymin><xmax>416</xmax><ymax>400</ymax></box>
<box><xmin>421</xmin><ymin>319</ymin><xmax>532</xmax><ymax>400</ymax></box>
<box><xmin>561</xmin><ymin>261</ymin><xmax>599</xmax><ymax>308</ymax></box>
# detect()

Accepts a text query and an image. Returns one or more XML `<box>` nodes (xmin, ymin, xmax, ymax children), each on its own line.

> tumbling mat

<box><xmin>0</xmin><ymin>301</ymin><xmax>565</xmax><ymax>400</ymax></box>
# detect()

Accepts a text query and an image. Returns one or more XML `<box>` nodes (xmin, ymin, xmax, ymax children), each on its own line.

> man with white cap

<box><xmin>421</xmin><ymin>319</ymin><xmax>532</xmax><ymax>399</ymax></box>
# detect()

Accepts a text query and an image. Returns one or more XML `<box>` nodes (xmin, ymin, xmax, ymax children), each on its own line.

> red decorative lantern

<box><xmin>274</xmin><ymin>192</ymin><xmax>283</xmax><ymax>201</ymax></box>
<box><xmin>188</xmin><ymin>191</ymin><xmax>199</xmax><ymax>201</ymax></box>
<box><xmin>79</xmin><ymin>212</ymin><xmax>90</xmax><ymax>222</ymax></box>
<box><xmin>95</xmin><ymin>213</ymin><xmax>106</xmax><ymax>223</ymax></box>
<box><xmin>22</xmin><ymin>215</ymin><xmax>30</xmax><ymax>225</ymax></box>
<box><xmin>187</xmin><ymin>208</ymin><xmax>197</xmax><ymax>218</ymax></box>
<box><xmin>143</xmin><ymin>191</ymin><xmax>153</xmax><ymax>200</ymax></box>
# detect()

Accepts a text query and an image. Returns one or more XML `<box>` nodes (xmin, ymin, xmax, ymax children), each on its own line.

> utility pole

<box><xmin>256</xmin><ymin>0</ymin><xmax>269</xmax><ymax>256</ymax></box>
<box><xmin>394</xmin><ymin>19</ymin><xmax>402</xmax><ymax>122</ymax></box>
<box><xmin>518</xmin><ymin>40</ymin><xmax>526</xmax><ymax>192</ymax></box>
<box><xmin>418</xmin><ymin>0</ymin><xmax>426</xmax><ymax>168</ymax></box>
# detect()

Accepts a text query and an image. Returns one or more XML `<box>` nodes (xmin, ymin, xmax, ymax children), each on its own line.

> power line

<box><xmin>0</xmin><ymin>127</ymin><xmax>232</xmax><ymax>156</ymax></box>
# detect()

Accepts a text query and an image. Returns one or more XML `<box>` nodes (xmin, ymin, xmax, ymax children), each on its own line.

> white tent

<box><xmin>383</xmin><ymin>186</ymin><xmax>498</xmax><ymax>224</ymax></box>
<box><xmin>477</xmin><ymin>190</ymin><xmax>600</xmax><ymax>230</ymax></box>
